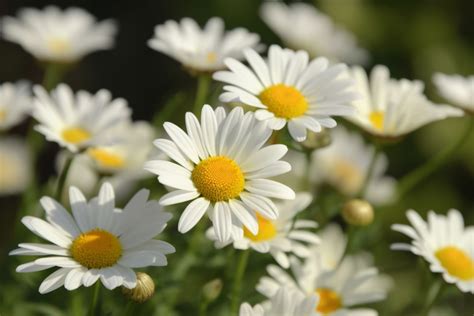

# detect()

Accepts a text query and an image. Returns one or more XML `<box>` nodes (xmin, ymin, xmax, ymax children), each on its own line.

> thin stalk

<box><xmin>123</xmin><ymin>301</ymin><xmax>134</xmax><ymax>316</ymax></box>
<box><xmin>193</xmin><ymin>75</ymin><xmax>211</xmax><ymax>116</ymax></box>
<box><xmin>42</xmin><ymin>62</ymin><xmax>68</xmax><ymax>91</ymax></box>
<box><xmin>358</xmin><ymin>145</ymin><xmax>380</xmax><ymax>198</ymax></box>
<box><xmin>397</xmin><ymin>118</ymin><xmax>474</xmax><ymax>199</ymax></box>
<box><xmin>55</xmin><ymin>154</ymin><xmax>75</xmax><ymax>201</ymax></box>
<box><xmin>420</xmin><ymin>278</ymin><xmax>444</xmax><ymax>316</ymax></box>
<box><xmin>230</xmin><ymin>249</ymin><xmax>250</xmax><ymax>316</ymax></box>
<box><xmin>88</xmin><ymin>282</ymin><xmax>101</xmax><ymax>316</ymax></box>
<box><xmin>199</xmin><ymin>299</ymin><xmax>209</xmax><ymax>316</ymax></box>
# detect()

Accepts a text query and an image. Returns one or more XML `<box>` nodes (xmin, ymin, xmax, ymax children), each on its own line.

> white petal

<box><xmin>211</xmin><ymin>202</ymin><xmax>232</xmax><ymax>242</ymax></box>
<box><xmin>39</xmin><ymin>268</ymin><xmax>71</xmax><ymax>294</ymax></box>
<box><xmin>246</xmin><ymin>179</ymin><xmax>295</xmax><ymax>200</ymax></box>
<box><xmin>178</xmin><ymin>197</ymin><xmax>210</xmax><ymax>233</ymax></box>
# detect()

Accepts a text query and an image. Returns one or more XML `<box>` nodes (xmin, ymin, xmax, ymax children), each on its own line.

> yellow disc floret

<box><xmin>369</xmin><ymin>111</ymin><xmax>384</xmax><ymax>130</ymax></box>
<box><xmin>88</xmin><ymin>148</ymin><xmax>125</xmax><ymax>169</ymax></box>
<box><xmin>48</xmin><ymin>37</ymin><xmax>71</xmax><ymax>55</ymax></box>
<box><xmin>62</xmin><ymin>127</ymin><xmax>91</xmax><ymax>145</ymax></box>
<box><xmin>244</xmin><ymin>213</ymin><xmax>277</xmax><ymax>242</ymax></box>
<box><xmin>315</xmin><ymin>288</ymin><xmax>342</xmax><ymax>314</ymax></box>
<box><xmin>259</xmin><ymin>84</ymin><xmax>308</xmax><ymax>119</ymax></box>
<box><xmin>70</xmin><ymin>229</ymin><xmax>122</xmax><ymax>269</ymax></box>
<box><xmin>0</xmin><ymin>109</ymin><xmax>6</xmax><ymax>122</ymax></box>
<box><xmin>435</xmin><ymin>246</ymin><xmax>474</xmax><ymax>281</ymax></box>
<box><xmin>191</xmin><ymin>156</ymin><xmax>245</xmax><ymax>202</ymax></box>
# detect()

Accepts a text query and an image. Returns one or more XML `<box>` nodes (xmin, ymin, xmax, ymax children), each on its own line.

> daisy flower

<box><xmin>1</xmin><ymin>6</ymin><xmax>117</xmax><ymax>62</ymax></box>
<box><xmin>260</xmin><ymin>2</ymin><xmax>368</xmax><ymax>64</ymax></box>
<box><xmin>347</xmin><ymin>65</ymin><xmax>463</xmax><ymax>138</ymax></box>
<box><xmin>433</xmin><ymin>73</ymin><xmax>474</xmax><ymax>114</ymax></box>
<box><xmin>311</xmin><ymin>127</ymin><xmax>396</xmax><ymax>205</ymax></box>
<box><xmin>10</xmin><ymin>182</ymin><xmax>175</xmax><ymax>293</ymax></box>
<box><xmin>0</xmin><ymin>81</ymin><xmax>32</xmax><ymax>131</ymax></box>
<box><xmin>32</xmin><ymin>84</ymin><xmax>131</xmax><ymax>153</ymax></box>
<box><xmin>145</xmin><ymin>105</ymin><xmax>295</xmax><ymax>243</ymax></box>
<box><xmin>257</xmin><ymin>224</ymin><xmax>392</xmax><ymax>315</ymax></box>
<box><xmin>148</xmin><ymin>17</ymin><xmax>261</xmax><ymax>72</ymax></box>
<box><xmin>0</xmin><ymin>137</ymin><xmax>32</xmax><ymax>195</ymax></box>
<box><xmin>206</xmin><ymin>192</ymin><xmax>319</xmax><ymax>268</ymax></box>
<box><xmin>391</xmin><ymin>209</ymin><xmax>474</xmax><ymax>293</ymax></box>
<box><xmin>213</xmin><ymin>45</ymin><xmax>357</xmax><ymax>142</ymax></box>
<box><xmin>240</xmin><ymin>287</ymin><xmax>318</xmax><ymax>316</ymax></box>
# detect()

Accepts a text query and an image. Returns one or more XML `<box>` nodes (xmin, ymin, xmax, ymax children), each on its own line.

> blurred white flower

<box><xmin>145</xmin><ymin>105</ymin><xmax>295</xmax><ymax>243</ymax></box>
<box><xmin>148</xmin><ymin>17</ymin><xmax>261</xmax><ymax>72</ymax></box>
<box><xmin>32</xmin><ymin>84</ymin><xmax>131</xmax><ymax>153</ymax></box>
<box><xmin>0</xmin><ymin>137</ymin><xmax>32</xmax><ymax>195</ymax></box>
<box><xmin>10</xmin><ymin>183</ymin><xmax>175</xmax><ymax>293</ymax></box>
<box><xmin>260</xmin><ymin>2</ymin><xmax>368</xmax><ymax>64</ymax></box>
<box><xmin>257</xmin><ymin>224</ymin><xmax>392</xmax><ymax>315</ymax></box>
<box><xmin>433</xmin><ymin>73</ymin><xmax>474</xmax><ymax>113</ymax></box>
<box><xmin>0</xmin><ymin>81</ymin><xmax>31</xmax><ymax>131</ymax></box>
<box><xmin>1</xmin><ymin>6</ymin><xmax>117</xmax><ymax>62</ymax></box>
<box><xmin>347</xmin><ymin>65</ymin><xmax>463</xmax><ymax>138</ymax></box>
<box><xmin>311</xmin><ymin>127</ymin><xmax>396</xmax><ymax>205</ymax></box>
<box><xmin>240</xmin><ymin>287</ymin><xmax>318</xmax><ymax>316</ymax></box>
<box><xmin>207</xmin><ymin>192</ymin><xmax>319</xmax><ymax>268</ymax></box>
<box><xmin>214</xmin><ymin>45</ymin><xmax>357</xmax><ymax>142</ymax></box>
<box><xmin>392</xmin><ymin>209</ymin><xmax>474</xmax><ymax>293</ymax></box>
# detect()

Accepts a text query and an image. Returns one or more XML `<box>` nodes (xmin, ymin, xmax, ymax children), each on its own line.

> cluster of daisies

<box><xmin>1</xmin><ymin>2</ymin><xmax>473</xmax><ymax>316</ymax></box>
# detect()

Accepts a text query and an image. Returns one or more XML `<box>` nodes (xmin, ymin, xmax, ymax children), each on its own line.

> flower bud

<box><xmin>301</xmin><ymin>129</ymin><xmax>331</xmax><ymax>150</ymax></box>
<box><xmin>342</xmin><ymin>199</ymin><xmax>374</xmax><ymax>226</ymax></box>
<box><xmin>202</xmin><ymin>278</ymin><xmax>223</xmax><ymax>302</ymax></box>
<box><xmin>122</xmin><ymin>272</ymin><xmax>155</xmax><ymax>303</ymax></box>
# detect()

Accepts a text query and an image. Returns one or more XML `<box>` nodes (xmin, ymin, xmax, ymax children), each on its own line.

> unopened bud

<box><xmin>301</xmin><ymin>129</ymin><xmax>331</xmax><ymax>150</ymax></box>
<box><xmin>203</xmin><ymin>278</ymin><xmax>223</xmax><ymax>302</ymax></box>
<box><xmin>122</xmin><ymin>272</ymin><xmax>155</xmax><ymax>303</ymax></box>
<box><xmin>342</xmin><ymin>199</ymin><xmax>374</xmax><ymax>226</ymax></box>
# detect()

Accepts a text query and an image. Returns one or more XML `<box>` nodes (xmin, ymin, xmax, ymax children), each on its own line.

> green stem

<box><xmin>193</xmin><ymin>75</ymin><xmax>211</xmax><ymax>116</ymax></box>
<box><xmin>230</xmin><ymin>250</ymin><xmax>250</xmax><ymax>316</ymax></box>
<box><xmin>55</xmin><ymin>154</ymin><xmax>75</xmax><ymax>201</ymax></box>
<box><xmin>123</xmin><ymin>301</ymin><xmax>134</xmax><ymax>316</ymax></box>
<box><xmin>358</xmin><ymin>145</ymin><xmax>380</xmax><ymax>198</ymax></box>
<box><xmin>199</xmin><ymin>299</ymin><xmax>209</xmax><ymax>316</ymax></box>
<box><xmin>420</xmin><ymin>278</ymin><xmax>444</xmax><ymax>316</ymax></box>
<box><xmin>397</xmin><ymin>118</ymin><xmax>474</xmax><ymax>199</ymax></box>
<box><xmin>42</xmin><ymin>62</ymin><xmax>68</xmax><ymax>91</ymax></box>
<box><xmin>88</xmin><ymin>282</ymin><xmax>101</xmax><ymax>316</ymax></box>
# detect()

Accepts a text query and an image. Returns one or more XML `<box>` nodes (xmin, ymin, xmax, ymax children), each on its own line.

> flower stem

<box><xmin>88</xmin><ymin>282</ymin><xmax>101</xmax><ymax>316</ymax></box>
<box><xmin>397</xmin><ymin>118</ymin><xmax>473</xmax><ymax>199</ymax></box>
<box><xmin>193</xmin><ymin>74</ymin><xmax>211</xmax><ymax>116</ymax></box>
<box><xmin>358</xmin><ymin>144</ymin><xmax>380</xmax><ymax>198</ymax></box>
<box><xmin>230</xmin><ymin>249</ymin><xmax>250</xmax><ymax>316</ymax></box>
<box><xmin>420</xmin><ymin>278</ymin><xmax>444</xmax><ymax>316</ymax></box>
<box><xmin>55</xmin><ymin>154</ymin><xmax>75</xmax><ymax>201</ymax></box>
<box><xmin>42</xmin><ymin>62</ymin><xmax>69</xmax><ymax>91</ymax></box>
<box><xmin>199</xmin><ymin>299</ymin><xmax>209</xmax><ymax>316</ymax></box>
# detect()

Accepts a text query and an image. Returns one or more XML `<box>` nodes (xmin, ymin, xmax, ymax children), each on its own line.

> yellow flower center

<box><xmin>259</xmin><ymin>84</ymin><xmax>308</xmax><ymax>119</ymax></box>
<box><xmin>369</xmin><ymin>111</ymin><xmax>384</xmax><ymax>130</ymax></box>
<box><xmin>243</xmin><ymin>214</ymin><xmax>277</xmax><ymax>242</ymax></box>
<box><xmin>332</xmin><ymin>159</ymin><xmax>363</xmax><ymax>195</ymax></box>
<box><xmin>435</xmin><ymin>246</ymin><xmax>474</xmax><ymax>280</ymax></box>
<box><xmin>191</xmin><ymin>156</ymin><xmax>245</xmax><ymax>202</ymax></box>
<box><xmin>0</xmin><ymin>153</ymin><xmax>17</xmax><ymax>189</ymax></box>
<box><xmin>316</xmin><ymin>288</ymin><xmax>342</xmax><ymax>314</ymax></box>
<box><xmin>70</xmin><ymin>229</ymin><xmax>122</xmax><ymax>269</ymax></box>
<box><xmin>48</xmin><ymin>37</ymin><xmax>71</xmax><ymax>54</ymax></box>
<box><xmin>88</xmin><ymin>148</ymin><xmax>125</xmax><ymax>169</ymax></box>
<box><xmin>62</xmin><ymin>127</ymin><xmax>91</xmax><ymax>145</ymax></box>
<box><xmin>207</xmin><ymin>52</ymin><xmax>217</xmax><ymax>63</ymax></box>
<box><xmin>0</xmin><ymin>109</ymin><xmax>6</xmax><ymax>122</ymax></box>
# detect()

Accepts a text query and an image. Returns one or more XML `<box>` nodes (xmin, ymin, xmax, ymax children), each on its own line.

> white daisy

<box><xmin>145</xmin><ymin>104</ymin><xmax>295</xmax><ymax>243</ymax></box>
<box><xmin>206</xmin><ymin>192</ymin><xmax>319</xmax><ymax>268</ymax></box>
<box><xmin>1</xmin><ymin>6</ymin><xmax>117</xmax><ymax>62</ymax></box>
<box><xmin>32</xmin><ymin>84</ymin><xmax>131</xmax><ymax>153</ymax></box>
<box><xmin>148</xmin><ymin>17</ymin><xmax>261</xmax><ymax>72</ymax></box>
<box><xmin>433</xmin><ymin>73</ymin><xmax>474</xmax><ymax>113</ymax></box>
<box><xmin>391</xmin><ymin>209</ymin><xmax>474</xmax><ymax>293</ymax></box>
<box><xmin>0</xmin><ymin>81</ymin><xmax>31</xmax><ymax>131</ymax></box>
<box><xmin>260</xmin><ymin>2</ymin><xmax>368</xmax><ymax>65</ymax></box>
<box><xmin>240</xmin><ymin>287</ymin><xmax>318</xmax><ymax>316</ymax></box>
<box><xmin>257</xmin><ymin>224</ymin><xmax>392</xmax><ymax>315</ymax></box>
<box><xmin>0</xmin><ymin>136</ymin><xmax>32</xmax><ymax>195</ymax></box>
<box><xmin>213</xmin><ymin>45</ymin><xmax>357</xmax><ymax>142</ymax></box>
<box><xmin>310</xmin><ymin>127</ymin><xmax>396</xmax><ymax>205</ymax></box>
<box><xmin>10</xmin><ymin>182</ymin><xmax>175</xmax><ymax>293</ymax></box>
<box><xmin>347</xmin><ymin>65</ymin><xmax>463</xmax><ymax>138</ymax></box>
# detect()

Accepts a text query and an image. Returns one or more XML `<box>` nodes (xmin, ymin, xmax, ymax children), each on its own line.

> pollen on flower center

<box><xmin>48</xmin><ymin>37</ymin><xmax>71</xmax><ymax>54</ymax></box>
<box><xmin>0</xmin><ymin>109</ymin><xmax>6</xmax><ymax>122</ymax></box>
<box><xmin>369</xmin><ymin>111</ymin><xmax>384</xmax><ymax>130</ymax></box>
<box><xmin>207</xmin><ymin>52</ymin><xmax>217</xmax><ymax>63</ymax></box>
<box><xmin>62</xmin><ymin>127</ymin><xmax>91</xmax><ymax>145</ymax></box>
<box><xmin>435</xmin><ymin>246</ymin><xmax>474</xmax><ymax>280</ymax></box>
<box><xmin>332</xmin><ymin>159</ymin><xmax>363</xmax><ymax>194</ymax></box>
<box><xmin>259</xmin><ymin>84</ymin><xmax>308</xmax><ymax>119</ymax></box>
<box><xmin>88</xmin><ymin>148</ymin><xmax>125</xmax><ymax>168</ymax></box>
<box><xmin>70</xmin><ymin>229</ymin><xmax>122</xmax><ymax>269</ymax></box>
<box><xmin>315</xmin><ymin>288</ymin><xmax>342</xmax><ymax>314</ymax></box>
<box><xmin>244</xmin><ymin>213</ymin><xmax>277</xmax><ymax>242</ymax></box>
<box><xmin>191</xmin><ymin>156</ymin><xmax>245</xmax><ymax>202</ymax></box>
